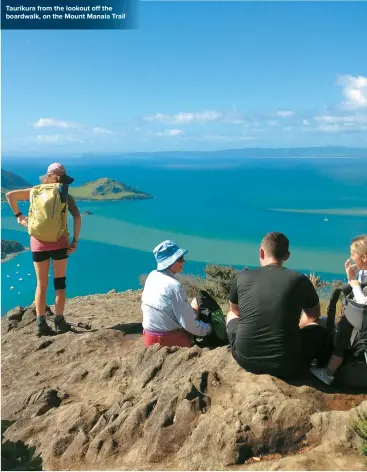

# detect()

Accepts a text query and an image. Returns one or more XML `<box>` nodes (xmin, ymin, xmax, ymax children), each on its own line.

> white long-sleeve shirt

<box><xmin>351</xmin><ymin>270</ymin><xmax>367</xmax><ymax>305</ymax></box>
<box><xmin>141</xmin><ymin>269</ymin><xmax>212</xmax><ymax>336</ymax></box>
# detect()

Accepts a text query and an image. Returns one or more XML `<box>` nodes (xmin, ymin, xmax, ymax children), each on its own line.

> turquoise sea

<box><xmin>1</xmin><ymin>156</ymin><xmax>367</xmax><ymax>315</ymax></box>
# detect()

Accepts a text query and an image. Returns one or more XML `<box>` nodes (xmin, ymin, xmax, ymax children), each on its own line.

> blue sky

<box><xmin>2</xmin><ymin>1</ymin><xmax>367</xmax><ymax>155</ymax></box>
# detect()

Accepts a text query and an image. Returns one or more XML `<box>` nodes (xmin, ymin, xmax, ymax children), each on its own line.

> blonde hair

<box><xmin>42</xmin><ymin>174</ymin><xmax>62</xmax><ymax>184</ymax></box>
<box><xmin>350</xmin><ymin>235</ymin><xmax>367</xmax><ymax>256</ymax></box>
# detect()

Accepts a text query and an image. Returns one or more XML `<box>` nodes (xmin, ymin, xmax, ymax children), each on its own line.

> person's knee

<box><xmin>36</xmin><ymin>281</ymin><xmax>48</xmax><ymax>292</ymax></box>
<box><xmin>54</xmin><ymin>277</ymin><xmax>66</xmax><ymax>291</ymax></box>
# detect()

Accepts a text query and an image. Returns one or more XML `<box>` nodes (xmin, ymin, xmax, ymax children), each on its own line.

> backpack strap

<box><xmin>344</xmin><ymin>299</ymin><xmax>365</xmax><ymax>345</ymax></box>
<box><xmin>60</xmin><ymin>184</ymin><xmax>69</xmax><ymax>204</ymax></box>
<box><xmin>326</xmin><ymin>284</ymin><xmax>352</xmax><ymax>338</ymax></box>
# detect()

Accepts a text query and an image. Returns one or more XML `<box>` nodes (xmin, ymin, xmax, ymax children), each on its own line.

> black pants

<box><xmin>333</xmin><ymin>315</ymin><xmax>353</xmax><ymax>357</ymax></box>
<box><xmin>227</xmin><ymin>318</ymin><xmax>328</xmax><ymax>378</ymax></box>
<box><xmin>300</xmin><ymin>323</ymin><xmax>330</xmax><ymax>367</ymax></box>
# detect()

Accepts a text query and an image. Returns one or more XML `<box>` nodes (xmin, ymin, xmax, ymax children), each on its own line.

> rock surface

<box><xmin>2</xmin><ymin>290</ymin><xmax>366</xmax><ymax>471</ymax></box>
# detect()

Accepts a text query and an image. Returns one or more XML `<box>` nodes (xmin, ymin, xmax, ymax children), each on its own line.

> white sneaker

<box><xmin>310</xmin><ymin>366</ymin><xmax>334</xmax><ymax>385</ymax></box>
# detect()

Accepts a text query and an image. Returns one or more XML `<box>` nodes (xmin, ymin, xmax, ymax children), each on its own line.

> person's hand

<box><xmin>191</xmin><ymin>298</ymin><xmax>200</xmax><ymax>319</ymax></box>
<box><xmin>67</xmin><ymin>240</ymin><xmax>78</xmax><ymax>255</ymax></box>
<box><xmin>17</xmin><ymin>215</ymin><xmax>28</xmax><ymax>228</ymax></box>
<box><xmin>345</xmin><ymin>258</ymin><xmax>358</xmax><ymax>282</ymax></box>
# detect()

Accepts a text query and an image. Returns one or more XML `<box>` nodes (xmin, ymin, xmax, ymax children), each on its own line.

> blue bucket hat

<box><xmin>153</xmin><ymin>240</ymin><xmax>188</xmax><ymax>271</ymax></box>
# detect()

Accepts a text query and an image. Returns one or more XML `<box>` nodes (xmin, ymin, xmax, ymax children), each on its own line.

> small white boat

<box><xmin>28</xmin><ymin>273</ymin><xmax>32</xmax><ymax>276</ymax></box>
<box><xmin>19</xmin><ymin>278</ymin><xmax>23</xmax><ymax>281</ymax></box>
<box><xmin>17</xmin><ymin>264</ymin><xmax>20</xmax><ymax>267</ymax></box>
<box><xmin>16</xmin><ymin>271</ymin><xmax>19</xmax><ymax>274</ymax></box>
<box><xmin>6</xmin><ymin>275</ymin><xmax>10</xmax><ymax>278</ymax></box>
<box><xmin>324</xmin><ymin>218</ymin><xmax>328</xmax><ymax>222</ymax></box>
<box><xmin>18</xmin><ymin>292</ymin><xmax>21</xmax><ymax>295</ymax></box>
<box><xmin>10</xmin><ymin>286</ymin><xmax>14</xmax><ymax>290</ymax></box>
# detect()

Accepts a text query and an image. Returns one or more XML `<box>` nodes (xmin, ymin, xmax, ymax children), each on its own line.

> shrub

<box><xmin>1</xmin><ymin>420</ymin><xmax>43</xmax><ymax>471</ymax></box>
<box><xmin>352</xmin><ymin>419</ymin><xmax>367</xmax><ymax>456</ymax></box>
<box><xmin>139</xmin><ymin>274</ymin><xmax>148</xmax><ymax>287</ymax></box>
<box><xmin>203</xmin><ymin>264</ymin><xmax>244</xmax><ymax>301</ymax></box>
<box><xmin>308</xmin><ymin>272</ymin><xmax>328</xmax><ymax>289</ymax></box>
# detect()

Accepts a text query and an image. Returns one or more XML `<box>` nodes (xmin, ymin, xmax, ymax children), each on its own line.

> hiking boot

<box><xmin>310</xmin><ymin>366</ymin><xmax>334</xmax><ymax>385</ymax></box>
<box><xmin>54</xmin><ymin>316</ymin><xmax>72</xmax><ymax>334</ymax></box>
<box><xmin>36</xmin><ymin>321</ymin><xmax>53</xmax><ymax>337</ymax></box>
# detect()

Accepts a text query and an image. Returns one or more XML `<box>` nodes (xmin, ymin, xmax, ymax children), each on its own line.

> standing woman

<box><xmin>6</xmin><ymin>163</ymin><xmax>81</xmax><ymax>336</ymax></box>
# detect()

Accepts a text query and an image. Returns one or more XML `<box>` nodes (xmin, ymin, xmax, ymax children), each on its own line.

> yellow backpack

<box><xmin>28</xmin><ymin>184</ymin><xmax>69</xmax><ymax>242</ymax></box>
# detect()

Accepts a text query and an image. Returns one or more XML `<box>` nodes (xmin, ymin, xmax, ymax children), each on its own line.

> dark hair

<box><xmin>261</xmin><ymin>232</ymin><xmax>289</xmax><ymax>260</ymax></box>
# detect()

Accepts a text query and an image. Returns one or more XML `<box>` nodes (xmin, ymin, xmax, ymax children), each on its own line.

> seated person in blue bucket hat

<box><xmin>141</xmin><ymin>240</ymin><xmax>212</xmax><ymax>347</ymax></box>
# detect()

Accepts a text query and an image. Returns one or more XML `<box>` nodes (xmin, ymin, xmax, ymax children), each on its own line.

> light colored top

<box><xmin>30</xmin><ymin>195</ymin><xmax>78</xmax><ymax>252</ymax></box>
<box><xmin>141</xmin><ymin>269</ymin><xmax>212</xmax><ymax>336</ymax></box>
<box><xmin>351</xmin><ymin>270</ymin><xmax>367</xmax><ymax>305</ymax></box>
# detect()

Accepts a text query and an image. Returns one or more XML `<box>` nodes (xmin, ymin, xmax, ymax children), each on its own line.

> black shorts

<box><xmin>32</xmin><ymin>248</ymin><xmax>68</xmax><ymax>263</ymax></box>
<box><xmin>227</xmin><ymin>318</ymin><xmax>328</xmax><ymax>378</ymax></box>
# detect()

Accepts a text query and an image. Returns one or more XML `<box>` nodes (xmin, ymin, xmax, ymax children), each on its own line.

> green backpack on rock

<box><xmin>195</xmin><ymin>290</ymin><xmax>229</xmax><ymax>347</ymax></box>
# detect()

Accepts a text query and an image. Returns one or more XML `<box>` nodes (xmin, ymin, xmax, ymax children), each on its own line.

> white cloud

<box><xmin>277</xmin><ymin>110</ymin><xmax>294</xmax><ymax>118</ymax></box>
<box><xmin>156</xmin><ymin>129</ymin><xmax>183</xmax><ymax>137</ymax></box>
<box><xmin>267</xmin><ymin>120</ymin><xmax>280</xmax><ymax>127</ymax></box>
<box><xmin>314</xmin><ymin>114</ymin><xmax>367</xmax><ymax>125</ymax></box>
<box><xmin>35</xmin><ymin>134</ymin><xmax>84</xmax><ymax>143</ymax></box>
<box><xmin>36</xmin><ymin>134</ymin><xmax>64</xmax><ymax>143</ymax></box>
<box><xmin>144</xmin><ymin>110</ymin><xmax>223</xmax><ymax>124</ymax></box>
<box><xmin>34</xmin><ymin>118</ymin><xmax>81</xmax><ymax>129</ymax></box>
<box><xmin>338</xmin><ymin>75</ymin><xmax>367</xmax><ymax>109</ymax></box>
<box><xmin>93</xmin><ymin>127</ymin><xmax>114</xmax><ymax>135</ymax></box>
<box><xmin>302</xmin><ymin>112</ymin><xmax>367</xmax><ymax>133</ymax></box>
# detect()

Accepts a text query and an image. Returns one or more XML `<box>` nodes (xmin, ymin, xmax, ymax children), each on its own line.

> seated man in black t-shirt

<box><xmin>227</xmin><ymin>232</ymin><xmax>327</xmax><ymax>379</ymax></box>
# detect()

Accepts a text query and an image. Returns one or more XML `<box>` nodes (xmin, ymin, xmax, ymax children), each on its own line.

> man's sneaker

<box><xmin>54</xmin><ymin>316</ymin><xmax>72</xmax><ymax>334</ymax></box>
<box><xmin>36</xmin><ymin>321</ymin><xmax>53</xmax><ymax>337</ymax></box>
<box><xmin>310</xmin><ymin>366</ymin><xmax>335</xmax><ymax>385</ymax></box>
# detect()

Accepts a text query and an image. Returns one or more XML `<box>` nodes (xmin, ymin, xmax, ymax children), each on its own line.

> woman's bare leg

<box><xmin>33</xmin><ymin>259</ymin><xmax>50</xmax><ymax>317</ymax></box>
<box><xmin>52</xmin><ymin>257</ymin><xmax>68</xmax><ymax>315</ymax></box>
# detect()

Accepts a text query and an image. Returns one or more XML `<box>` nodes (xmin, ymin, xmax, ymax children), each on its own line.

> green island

<box><xmin>1</xmin><ymin>170</ymin><xmax>32</xmax><ymax>198</ymax></box>
<box><xmin>68</xmin><ymin>178</ymin><xmax>153</xmax><ymax>201</ymax></box>
<box><xmin>1</xmin><ymin>240</ymin><xmax>27</xmax><ymax>261</ymax></box>
<box><xmin>0</xmin><ymin>170</ymin><xmax>153</xmax><ymax>202</ymax></box>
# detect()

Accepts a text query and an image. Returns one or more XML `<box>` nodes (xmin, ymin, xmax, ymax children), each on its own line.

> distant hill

<box><xmin>69</xmin><ymin>178</ymin><xmax>153</xmax><ymax>201</ymax></box>
<box><xmin>80</xmin><ymin>146</ymin><xmax>367</xmax><ymax>160</ymax></box>
<box><xmin>1</xmin><ymin>170</ymin><xmax>32</xmax><ymax>197</ymax></box>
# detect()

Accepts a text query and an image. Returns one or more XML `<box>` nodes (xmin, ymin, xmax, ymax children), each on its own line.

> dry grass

<box><xmin>320</xmin><ymin>299</ymin><xmax>343</xmax><ymax>319</ymax></box>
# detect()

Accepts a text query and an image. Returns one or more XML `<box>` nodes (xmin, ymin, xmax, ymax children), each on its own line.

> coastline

<box><xmin>1</xmin><ymin>247</ymin><xmax>30</xmax><ymax>263</ymax></box>
<box><xmin>71</xmin><ymin>194</ymin><xmax>153</xmax><ymax>202</ymax></box>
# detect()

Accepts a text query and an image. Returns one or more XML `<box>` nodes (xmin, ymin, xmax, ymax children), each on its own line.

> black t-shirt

<box><xmin>228</xmin><ymin>265</ymin><xmax>319</xmax><ymax>377</ymax></box>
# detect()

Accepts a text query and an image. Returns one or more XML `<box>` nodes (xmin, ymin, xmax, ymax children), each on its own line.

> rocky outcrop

<box><xmin>1</xmin><ymin>290</ymin><xmax>366</xmax><ymax>470</ymax></box>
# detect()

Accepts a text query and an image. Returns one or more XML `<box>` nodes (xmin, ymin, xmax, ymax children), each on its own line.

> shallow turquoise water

<box><xmin>2</xmin><ymin>156</ymin><xmax>366</xmax><ymax>315</ymax></box>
